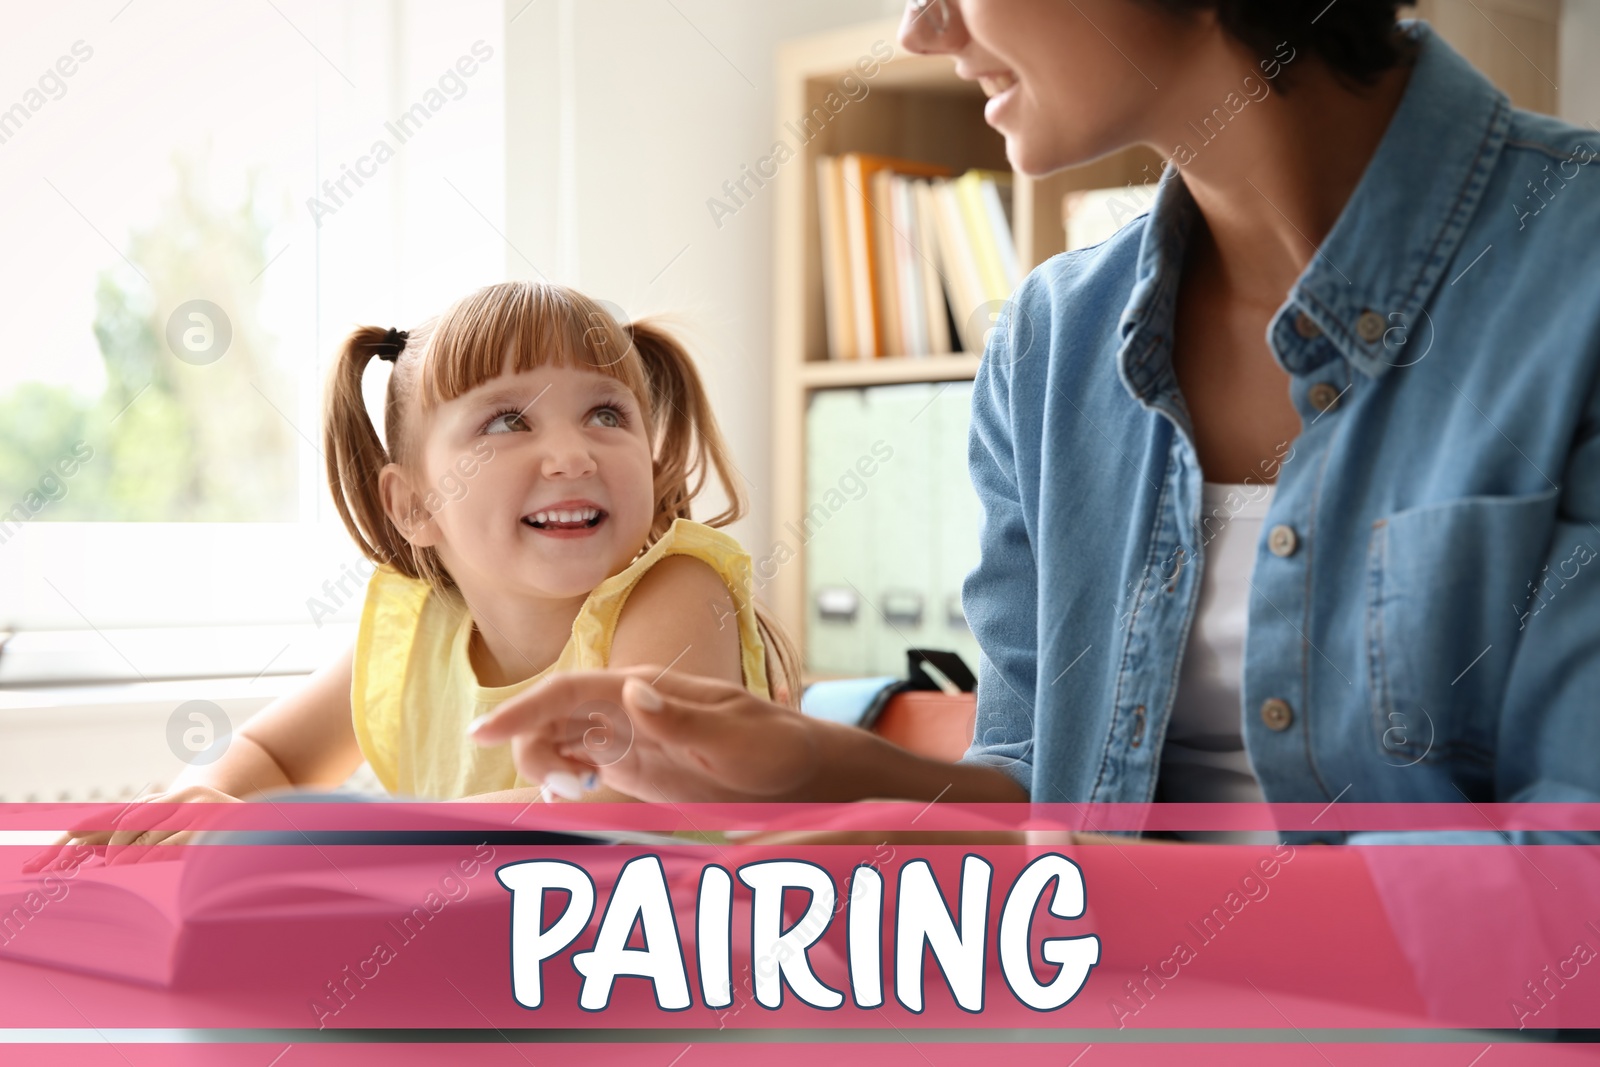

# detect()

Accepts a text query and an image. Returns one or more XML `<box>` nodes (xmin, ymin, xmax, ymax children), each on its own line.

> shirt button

<box><xmin>1356</xmin><ymin>310</ymin><xmax>1386</xmax><ymax>343</ymax></box>
<box><xmin>1267</xmin><ymin>524</ymin><xmax>1299</xmax><ymax>557</ymax></box>
<box><xmin>1308</xmin><ymin>382</ymin><xmax>1342</xmax><ymax>413</ymax></box>
<box><xmin>1293</xmin><ymin>312</ymin><xmax>1322</xmax><ymax>339</ymax></box>
<box><xmin>1261</xmin><ymin>698</ymin><xmax>1295</xmax><ymax>731</ymax></box>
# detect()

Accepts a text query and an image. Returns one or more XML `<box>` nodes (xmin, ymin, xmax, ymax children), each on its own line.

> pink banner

<box><xmin>4</xmin><ymin>801</ymin><xmax>1600</xmax><ymax>833</ymax></box>
<box><xmin>4</xmin><ymin>1046</ymin><xmax>1600</xmax><ymax>1067</ymax></box>
<box><xmin>2</xmin><ymin>803</ymin><xmax>1598</xmax><ymax>1059</ymax></box>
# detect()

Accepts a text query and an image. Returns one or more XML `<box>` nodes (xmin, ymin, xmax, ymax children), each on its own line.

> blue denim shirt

<box><xmin>960</xmin><ymin>21</ymin><xmax>1600</xmax><ymax>843</ymax></box>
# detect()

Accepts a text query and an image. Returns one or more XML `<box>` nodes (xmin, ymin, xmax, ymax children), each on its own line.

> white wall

<box><xmin>504</xmin><ymin>0</ymin><xmax>898</xmax><ymax>577</ymax></box>
<box><xmin>1562</xmin><ymin>0</ymin><xmax>1600</xmax><ymax>127</ymax></box>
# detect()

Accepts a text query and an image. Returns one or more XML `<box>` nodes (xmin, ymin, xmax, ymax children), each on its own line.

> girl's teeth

<box><xmin>531</xmin><ymin>507</ymin><xmax>599</xmax><ymax>525</ymax></box>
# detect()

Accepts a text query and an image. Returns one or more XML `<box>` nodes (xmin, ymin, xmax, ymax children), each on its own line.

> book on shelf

<box><xmin>908</xmin><ymin>178</ymin><xmax>952</xmax><ymax>357</ymax></box>
<box><xmin>816</xmin><ymin>154</ymin><xmax>1020</xmax><ymax>360</ymax></box>
<box><xmin>839</xmin><ymin>153</ymin><xmax>953</xmax><ymax>359</ymax></box>
<box><xmin>928</xmin><ymin>178</ymin><xmax>984</xmax><ymax>355</ymax></box>
<box><xmin>816</xmin><ymin>156</ymin><xmax>857</xmax><ymax>361</ymax></box>
<box><xmin>952</xmin><ymin>169</ymin><xmax>1019</xmax><ymax>306</ymax></box>
<box><xmin>871</xmin><ymin>169</ymin><xmax>905</xmax><ymax>357</ymax></box>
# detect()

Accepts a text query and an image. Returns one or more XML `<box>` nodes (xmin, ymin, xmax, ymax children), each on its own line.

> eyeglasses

<box><xmin>907</xmin><ymin>0</ymin><xmax>951</xmax><ymax>35</ymax></box>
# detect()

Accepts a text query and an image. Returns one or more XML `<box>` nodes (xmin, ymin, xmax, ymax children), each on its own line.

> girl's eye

<box><xmin>590</xmin><ymin>404</ymin><xmax>628</xmax><ymax>429</ymax></box>
<box><xmin>483</xmin><ymin>410</ymin><xmax>529</xmax><ymax>435</ymax></box>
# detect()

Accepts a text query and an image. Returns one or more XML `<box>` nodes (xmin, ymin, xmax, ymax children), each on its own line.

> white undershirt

<box><xmin>1158</xmin><ymin>481</ymin><xmax>1277</xmax><ymax>843</ymax></box>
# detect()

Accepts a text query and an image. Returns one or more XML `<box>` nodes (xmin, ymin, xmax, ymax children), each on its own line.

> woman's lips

<box><xmin>981</xmin><ymin>71</ymin><xmax>1020</xmax><ymax>125</ymax></box>
<box><xmin>977</xmin><ymin>71</ymin><xmax>1018</xmax><ymax>98</ymax></box>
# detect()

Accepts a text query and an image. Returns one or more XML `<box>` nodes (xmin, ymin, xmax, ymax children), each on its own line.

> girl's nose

<box><xmin>540</xmin><ymin>428</ymin><xmax>598</xmax><ymax>479</ymax></box>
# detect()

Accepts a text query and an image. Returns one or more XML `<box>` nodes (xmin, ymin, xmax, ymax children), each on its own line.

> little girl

<box><xmin>29</xmin><ymin>281</ymin><xmax>795</xmax><ymax>864</ymax></box>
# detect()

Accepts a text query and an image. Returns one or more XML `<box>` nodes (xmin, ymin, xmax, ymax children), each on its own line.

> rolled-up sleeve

<box><xmin>959</xmin><ymin>301</ymin><xmax>1041</xmax><ymax>796</ymax></box>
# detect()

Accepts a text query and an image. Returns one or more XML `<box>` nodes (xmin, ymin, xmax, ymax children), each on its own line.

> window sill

<box><xmin>0</xmin><ymin>623</ymin><xmax>354</xmax><ymax>687</ymax></box>
<box><xmin>0</xmin><ymin>673</ymin><xmax>311</xmax><ymax>804</ymax></box>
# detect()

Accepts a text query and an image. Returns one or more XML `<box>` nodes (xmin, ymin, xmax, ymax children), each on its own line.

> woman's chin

<box><xmin>1001</xmin><ymin>118</ymin><xmax>1134</xmax><ymax>180</ymax></box>
<box><xmin>1003</xmin><ymin>131</ymin><xmax>1081</xmax><ymax>180</ymax></box>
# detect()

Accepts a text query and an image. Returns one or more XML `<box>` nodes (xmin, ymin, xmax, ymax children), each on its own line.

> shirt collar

<box><xmin>1293</xmin><ymin>19</ymin><xmax>1511</xmax><ymax>378</ymax></box>
<box><xmin>1118</xmin><ymin>18</ymin><xmax>1512</xmax><ymax>397</ymax></box>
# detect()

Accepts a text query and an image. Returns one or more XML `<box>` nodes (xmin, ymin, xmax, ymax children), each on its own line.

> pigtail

<box><xmin>756</xmin><ymin>611</ymin><xmax>803</xmax><ymax>708</ymax></box>
<box><xmin>630</xmin><ymin>318</ymin><xmax>802</xmax><ymax>705</ymax></box>
<box><xmin>630</xmin><ymin>319</ymin><xmax>744</xmax><ymax>539</ymax></box>
<box><xmin>323</xmin><ymin>325</ymin><xmax>416</xmax><ymax>581</ymax></box>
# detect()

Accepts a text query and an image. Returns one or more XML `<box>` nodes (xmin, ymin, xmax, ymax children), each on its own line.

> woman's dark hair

<box><xmin>1146</xmin><ymin>0</ymin><xmax>1409</xmax><ymax>88</ymax></box>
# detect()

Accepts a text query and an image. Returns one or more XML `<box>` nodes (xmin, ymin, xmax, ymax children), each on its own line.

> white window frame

<box><xmin>0</xmin><ymin>0</ymin><xmax>507</xmax><ymax>686</ymax></box>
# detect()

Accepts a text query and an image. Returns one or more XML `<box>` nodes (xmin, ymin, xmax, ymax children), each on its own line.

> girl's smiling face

<box><xmin>385</xmin><ymin>363</ymin><xmax>656</xmax><ymax>603</ymax></box>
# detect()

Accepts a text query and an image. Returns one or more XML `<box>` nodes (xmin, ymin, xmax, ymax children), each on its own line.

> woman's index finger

<box><xmin>468</xmin><ymin>670</ymin><xmax>629</xmax><ymax>744</ymax></box>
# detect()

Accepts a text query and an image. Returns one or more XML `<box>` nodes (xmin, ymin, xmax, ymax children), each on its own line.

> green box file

<box><xmin>803</xmin><ymin>388</ymin><xmax>873</xmax><ymax>677</ymax></box>
<box><xmin>803</xmin><ymin>382</ymin><xmax>985</xmax><ymax>679</ymax></box>
<box><xmin>931</xmin><ymin>380</ymin><xmax>984</xmax><ymax>672</ymax></box>
<box><xmin>862</xmin><ymin>383</ymin><xmax>940</xmax><ymax>675</ymax></box>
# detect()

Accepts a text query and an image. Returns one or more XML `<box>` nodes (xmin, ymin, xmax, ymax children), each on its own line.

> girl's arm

<box><xmin>26</xmin><ymin>646</ymin><xmax>365</xmax><ymax>870</ymax></box>
<box><xmin>607</xmin><ymin>554</ymin><xmax>745</xmax><ymax>685</ymax></box>
<box><xmin>587</xmin><ymin>555</ymin><xmax>745</xmax><ymax>802</ymax></box>
<box><xmin>461</xmin><ymin>555</ymin><xmax>744</xmax><ymax>805</ymax></box>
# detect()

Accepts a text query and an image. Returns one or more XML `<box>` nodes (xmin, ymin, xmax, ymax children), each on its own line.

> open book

<box><xmin>0</xmin><ymin>794</ymin><xmax>690</xmax><ymax>987</ymax></box>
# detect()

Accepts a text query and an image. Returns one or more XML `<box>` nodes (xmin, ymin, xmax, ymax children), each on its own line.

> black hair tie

<box><xmin>375</xmin><ymin>327</ymin><xmax>409</xmax><ymax>362</ymax></box>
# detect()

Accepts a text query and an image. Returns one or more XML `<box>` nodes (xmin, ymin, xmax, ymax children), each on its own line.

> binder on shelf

<box><xmin>863</xmin><ymin>383</ymin><xmax>940</xmax><ymax>672</ymax></box>
<box><xmin>802</xmin><ymin>380</ymin><xmax>986</xmax><ymax>680</ymax></box>
<box><xmin>803</xmin><ymin>388</ymin><xmax>874</xmax><ymax>676</ymax></box>
<box><xmin>930</xmin><ymin>380</ymin><xmax>983</xmax><ymax>672</ymax></box>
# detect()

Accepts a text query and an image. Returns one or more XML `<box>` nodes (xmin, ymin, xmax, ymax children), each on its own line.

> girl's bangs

<box><xmin>416</xmin><ymin>282</ymin><xmax>646</xmax><ymax>409</ymax></box>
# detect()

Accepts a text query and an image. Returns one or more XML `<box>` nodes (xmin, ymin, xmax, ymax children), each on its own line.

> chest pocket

<box><xmin>1364</xmin><ymin>487</ymin><xmax>1560</xmax><ymax>767</ymax></box>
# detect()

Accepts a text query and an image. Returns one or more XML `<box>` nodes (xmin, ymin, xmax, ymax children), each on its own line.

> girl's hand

<box><xmin>468</xmin><ymin>666</ymin><xmax>820</xmax><ymax>803</ymax></box>
<box><xmin>22</xmin><ymin>784</ymin><xmax>244</xmax><ymax>872</ymax></box>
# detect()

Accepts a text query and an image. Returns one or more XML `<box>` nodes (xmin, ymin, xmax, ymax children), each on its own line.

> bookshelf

<box><xmin>768</xmin><ymin>18</ymin><xmax>1162</xmax><ymax>662</ymax></box>
<box><xmin>798</xmin><ymin>353</ymin><xmax>983</xmax><ymax>390</ymax></box>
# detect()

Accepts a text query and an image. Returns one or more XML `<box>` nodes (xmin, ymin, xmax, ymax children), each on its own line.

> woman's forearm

<box><xmin>462</xmin><ymin>721</ymin><xmax>1027</xmax><ymax>805</ymax></box>
<box><xmin>798</xmin><ymin>719</ymin><xmax>1029</xmax><ymax>803</ymax></box>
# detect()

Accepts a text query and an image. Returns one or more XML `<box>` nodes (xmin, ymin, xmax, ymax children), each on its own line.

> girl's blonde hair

<box><xmin>322</xmin><ymin>280</ymin><xmax>799</xmax><ymax>702</ymax></box>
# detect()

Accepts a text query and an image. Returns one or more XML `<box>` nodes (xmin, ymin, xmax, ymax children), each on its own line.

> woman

<box><xmin>473</xmin><ymin>0</ymin><xmax>1600</xmax><ymax>841</ymax></box>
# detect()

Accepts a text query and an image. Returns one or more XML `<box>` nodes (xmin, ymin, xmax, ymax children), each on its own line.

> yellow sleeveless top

<box><xmin>350</xmin><ymin>518</ymin><xmax>770</xmax><ymax>799</ymax></box>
